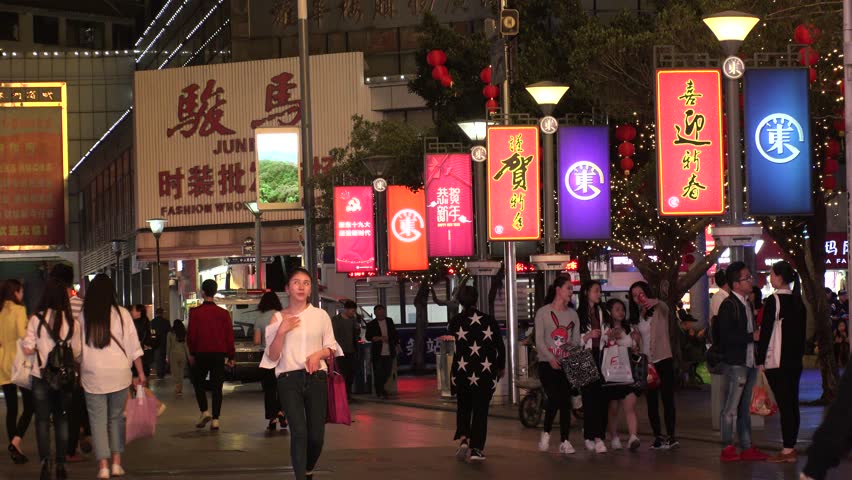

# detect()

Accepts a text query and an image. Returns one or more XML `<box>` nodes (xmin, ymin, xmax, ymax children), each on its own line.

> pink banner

<box><xmin>425</xmin><ymin>153</ymin><xmax>474</xmax><ymax>257</ymax></box>
<box><xmin>334</xmin><ymin>186</ymin><xmax>376</xmax><ymax>273</ymax></box>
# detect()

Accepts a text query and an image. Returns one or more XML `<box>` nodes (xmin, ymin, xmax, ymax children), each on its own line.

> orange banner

<box><xmin>387</xmin><ymin>185</ymin><xmax>428</xmax><ymax>271</ymax></box>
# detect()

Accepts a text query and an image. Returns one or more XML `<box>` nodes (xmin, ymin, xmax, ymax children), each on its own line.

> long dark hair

<box><xmin>543</xmin><ymin>275</ymin><xmax>573</xmax><ymax>306</ymax></box>
<box><xmin>0</xmin><ymin>279</ymin><xmax>23</xmax><ymax>313</ymax></box>
<box><xmin>37</xmin><ymin>277</ymin><xmax>75</xmax><ymax>339</ymax></box>
<box><xmin>628</xmin><ymin>281</ymin><xmax>656</xmax><ymax>325</ymax></box>
<box><xmin>83</xmin><ymin>274</ymin><xmax>122</xmax><ymax>349</ymax></box>
<box><xmin>604</xmin><ymin>298</ymin><xmax>630</xmax><ymax>332</ymax></box>
<box><xmin>257</xmin><ymin>291</ymin><xmax>283</xmax><ymax>313</ymax></box>
<box><xmin>771</xmin><ymin>260</ymin><xmax>801</xmax><ymax>297</ymax></box>
<box><xmin>172</xmin><ymin>319</ymin><xmax>187</xmax><ymax>343</ymax></box>
<box><xmin>578</xmin><ymin>280</ymin><xmax>605</xmax><ymax>332</ymax></box>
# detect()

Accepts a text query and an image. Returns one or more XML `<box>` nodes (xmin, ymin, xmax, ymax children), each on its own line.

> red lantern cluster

<box><xmin>794</xmin><ymin>24</ymin><xmax>821</xmax><ymax>85</ymax></box>
<box><xmin>427</xmin><ymin>49</ymin><xmax>452</xmax><ymax>88</ymax></box>
<box><xmin>480</xmin><ymin>66</ymin><xmax>499</xmax><ymax>113</ymax></box>
<box><xmin>824</xmin><ymin>138</ymin><xmax>841</xmax><ymax>191</ymax></box>
<box><xmin>615</xmin><ymin>124</ymin><xmax>637</xmax><ymax>175</ymax></box>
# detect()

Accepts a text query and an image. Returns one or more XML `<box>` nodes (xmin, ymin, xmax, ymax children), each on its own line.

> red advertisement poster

<box><xmin>333</xmin><ymin>186</ymin><xmax>376</xmax><ymax>273</ymax></box>
<box><xmin>387</xmin><ymin>185</ymin><xmax>428</xmax><ymax>271</ymax></box>
<box><xmin>487</xmin><ymin>125</ymin><xmax>541</xmax><ymax>240</ymax></box>
<box><xmin>424</xmin><ymin>153</ymin><xmax>474</xmax><ymax>257</ymax></box>
<box><xmin>655</xmin><ymin>69</ymin><xmax>725</xmax><ymax>216</ymax></box>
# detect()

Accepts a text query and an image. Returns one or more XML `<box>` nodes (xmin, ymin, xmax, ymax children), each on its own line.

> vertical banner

<box><xmin>744</xmin><ymin>68</ymin><xmax>812</xmax><ymax>215</ymax></box>
<box><xmin>387</xmin><ymin>185</ymin><xmax>428</xmax><ymax>271</ymax></box>
<box><xmin>558</xmin><ymin>126</ymin><xmax>611</xmax><ymax>240</ymax></box>
<box><xmin>487</xmin><ymin>125</ymin><xmax>541</xmax><ymax>240</ymax></box>
<box><xmin>424</xmin><ymin>153</ymin><xmax>474</xmax><ymax>257</ymax></box>
<box><xmin>655</xmin><ymin>70</ymin><xmax>725</xmax><ymax>216</ymax></box>
<box><xmin>333</xmin><ymin>186</ymin><xmax>376</xmax><ymax>273</ymax></box>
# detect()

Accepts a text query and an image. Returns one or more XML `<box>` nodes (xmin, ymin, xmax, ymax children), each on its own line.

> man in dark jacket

<box><xmin>332</xmin><ymin>300</ymin><xmax>361</xmax><ymax>398</ymax></box>
<box><xmin>151</xmin><ymin>308</ymin><xmax>171</xmax><ymax>378</ymax></box>
<box><xmin>364</xmin><ymin>305</ymin><xmax>399</xmax><ymax>398</ymax></box>
<box><xmin>716</xmin><ymin>262</ymin><xmax>768</xmax><ymax>463</ymax></box>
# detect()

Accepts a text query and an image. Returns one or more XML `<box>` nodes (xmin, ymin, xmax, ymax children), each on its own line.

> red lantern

<box><xmin>824</xmin><ymin>174</ymin><xmax>837</xmax><ymax>191</ymax></box>
<box><xmin>682</xmin><ymin>253</ymin><xmax>696</xmax><ymax>266</ymax></box>
<box><xmin>617</xmin><ymin>141</ymin><xmax>635</xmax><ymax>157</ymax></box>
<box><xmin>480</xmin><ymin>66</ymin><xmax>492</xmax><ymax>84</ymax></box>
<box><xmin>620</xmin><ymin>157</ymin><xmax>634</xmax><ymax>174</ymax></box>
<box><xmin>615</xmin><ymin>124</ymin><xmax>637</xmax><ymax>142</ymax></box>
<box><xmin>798</xmin><ymin>47</ymin><xmax>819</xmax><ymax>67</ymax></box>
<box><xmin>426</xmin><ymin>49</ymin><xmax>447</xmax><ymax>67</ymax></box>
<box><xmin>809</xmin><ymin>67</ymin><xmax>817</xmax><ymax>84</ymax></box>
<box><xmin>824</xmin><ymin>158</ymin><xmax>840</xmax><ymax>175</ymax></box>
<box><xmin>486</xmin><ymin>98</ymin><xmax>499</xmax><ymax>112</ymax></box>
<box><xmin>441</xmin><ymin>75</ymin><xmax>454</xmax><ymax>88</ymax></box>
<box><xmin>482</xmin><ymin>84</ymin><xmax>499</xmax><ymax>99</ymax></box>
<box><xmin>826</xmin><ymin>138</ymin><xmax>841</xmax><ymax>157</ymax></box>
<box><xmin>794</xmin><ymin>24</ymin><xmax>813</xmax><ymax>45</ymax></box>
<box><xmin>431</xmin><ymin>65</ymin><xmax>448</xmax><ymax>81</ymax></box>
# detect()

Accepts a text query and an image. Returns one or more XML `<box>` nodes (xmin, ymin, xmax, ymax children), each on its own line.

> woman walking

<box><xmin>167</xmin><ymin>320</ymin><xmax>190</xmax><ymax>397</ymax></box>
<box><xmin>534</xmin><ymin>275</ymin><xmax>581</xmax><ymax>455</ymax></box>
<box><xmin>254</xmin><ymin>291</ymin><xmax>286</xmax><ymax>431</ymax></box>
<box><xmin>262</xmin><ymin>268</ymin><xmax>342</xmax><ymax>480</ymax></box>
<box><xmin>448</xmin><ymin>285</ymin><xmax>505</xmax><ymax>462</ymax></box>
<box><xmin>629</xmin><ymin>281</ymin><xmax>678</xmax><ymax>450</ymax></box>
<box><xmin>22</xmin><ymin>278</ymin><xmax>82</xmax><ymax>480</ymax></box>
<box><xmin>79</xmin><ymin>274</ymin><xmax>145</xmax><ymax>479</ymax></box>
<box><xmin>0</xmin><ymin>280</ymin><xmax>34</xmax><ymax>464</ymax></box>
<box><xmin>578</xmin><ymin>280</ymin><xmax>609</xmax><ymax>454</ymax></box>
<box><xmin>604</xmin><ymin>298</ymin><xmax>642</xmax><ymax>451</ymax></box>
<box><xmin>756</xmin><ymin>261</ymin><xmax>807</xmax><ymax>463</ymax></box>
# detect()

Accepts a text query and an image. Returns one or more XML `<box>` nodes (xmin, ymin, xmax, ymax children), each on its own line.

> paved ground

<box><xmin>0</xmin><ymin>369</ymin><xmax>848</xmax><ymax>479</ymax></box>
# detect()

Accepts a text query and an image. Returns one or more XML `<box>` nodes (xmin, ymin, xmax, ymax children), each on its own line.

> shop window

<box><xmin>33</xmin><ymin>16</ymin><xmax>59</xmax><ymax>45</ymax></box>
<box><xmin>0</xmin><ymin>12</ymin><xmax>19</xmax><ymax>41</ymax></box>
<box><xmin>67</xmin><ymin>20</ymin><xmax>105</xmax><ymax>49</ymax></box>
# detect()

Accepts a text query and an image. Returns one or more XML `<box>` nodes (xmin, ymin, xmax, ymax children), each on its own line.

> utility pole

<box><xmin>298</xmin><ymin>0</ymin><xmax>317</xmax><ymax>303</ymax></box>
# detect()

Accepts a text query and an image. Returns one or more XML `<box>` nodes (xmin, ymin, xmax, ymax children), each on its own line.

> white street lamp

<box><xmin>525</xmin><ymin>81</ymin><xmax>570</xmax><ymax>116</ymax></box>
<box><xmin>146</xmin><ymin>218</ymin><xmax>167</xmax><ymax>310</ymax></box>
<box><xmin>457</xmin><ymin>120</ymin><xmax>490</xmax><ymax>143</ymax></box>
<box><xmin>702</xmin><ymin>10</ymin><xmax>760</xmax><ymax>55</ymax></box>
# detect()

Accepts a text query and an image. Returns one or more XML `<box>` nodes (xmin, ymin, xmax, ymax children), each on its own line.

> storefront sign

<box><xmin>0</xmin><ymin>82</ymin><xmax>67</xmax><ymax>248</ymax></box>
<box><xmin>655</xmin><ymin>70</ymin><xmax>725</xmax><ymax>216</ymax></box>
<box><xmin>333</xmin><ymin>186</ymin><xmax>376</xmax><ymax>273</ymax></box>
<box><xmin>387</xmin><ymin>185</ymin><xmax>428</xmax><ymax>271</ymax></box>
<box><xmin>824</xmin><ymin>233</ymin><xmax>848</xmax><ymax>268</ymax></box>
<box><xmin>424</xmin><ymin>153</ymin><xmax>474</xmax><ymax>257</ymax></box>
<box><xmin>225</xmin><ymin>256</ymin><xmax>275</xmax><ymax>265</ymax></box>
<box><xmin>487</xmin><ymin>125</ymin><xmax>541</xmax><ymax>240</ymax></box>
<box><xmin>135</xmin><ymin>53</ymin><xmax>378</xmax><ymax>228</ymax></box>
<box><xmin>744</xmin><ymin>68</ymin><xmax>812</xmax><ymax>215</ymax></box>
<box><xmin>255</xmin><ymin>127</ymin><xmax>301</xmax><ymax>210</ymax></box>
<box><xmin>558</xmin><ymin>126</ymin><xmax>610</xmax><ymax>240</ymax></box>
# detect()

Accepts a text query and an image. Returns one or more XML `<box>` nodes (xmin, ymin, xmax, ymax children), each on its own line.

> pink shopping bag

<box><xmin>326</xmin><ymin>356</ymin><xmax>351</xmax><ymax>425</ymax></box>
<box><xmin>126</xmin><ymin>385</ymin><xmax>158</xmax><ymax>443</ymax></box>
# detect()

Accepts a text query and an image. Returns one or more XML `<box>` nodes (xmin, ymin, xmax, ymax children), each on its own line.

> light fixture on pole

<box><xmin>244</xmin><ymin>202</ymin><xmax>263</xmax><ymax>289</ymax></box>
<box><xmin>457</xmin><ymin>120</ymin><xmax>489</xmax><ymax>143</ymax></box>
<box><xmin>702</xmin><ymin>11</ymin><xmax>760</xmax><ymax>56</ymax></box>
<box><xmin>146</xmin><ymin>218</ymin><xmax>167</xmax><ymax>310</ymax></box>
<box><xmin>361</xmin><ymin>155</ymin><xmax>394</xmax><ymax>306</ymax></box>
<box><xmin>525</xmin><ymin>81</ymin><xmax>570</xmax><ymax>116</ymax></box>
<box><xmin>111</xmin><ymin>239</ymin><xmax>123</xmax><ymax>298</ymax></box>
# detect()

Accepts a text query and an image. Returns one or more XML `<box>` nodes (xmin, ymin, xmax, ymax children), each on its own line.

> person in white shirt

<box><xmin>262</xmin><ymin>268</ymin><xmax>343</xmax><ymax>480</ymax></box>
<box><xmin>79</xmin><ymin>274</ymin><xmax>145</xmax><ymax>479</ymax></box>
<box><xmin>709</xmin><ymin>269</ymin><xmax>730</xmax><ymax>328</ymax></box>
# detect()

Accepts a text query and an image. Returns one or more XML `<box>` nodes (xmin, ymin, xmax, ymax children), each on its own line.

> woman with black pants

<box><xmin>0</xmin><ymin>280</ymin><xmax>34</xmax><ymax>464</ymax></box>
<box><xmin>578</xmin><ymin>280</ymin><xmax>609</xmax><ymax>454</ymax></box>
<box><xmin>629</xmin><ymin>281</ymin><xmax>677</xmax><ymax>450</ymax></box>
<box><xmin>253</xmin><ymin>292</ymin><xmax>286</xmax><ymax>431</ymax></box>
<box><xmin>756</xmin><ymin>260</ymin><xmax>806</xmax><ymax>463</ymax></box>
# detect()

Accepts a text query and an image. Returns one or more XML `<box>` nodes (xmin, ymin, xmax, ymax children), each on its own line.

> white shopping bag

<box><xmin>602</xmin><ymin>344</ymin><xmax>634</xmax><ymax>384</ymax></box>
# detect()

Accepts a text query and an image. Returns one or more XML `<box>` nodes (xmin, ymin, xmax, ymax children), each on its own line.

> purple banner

<box><xmin>425</xmin><ymin>153</ymin><xmax>474</xmax><ymax>257</ymax></box>
<box><xmin>558</xmin><ymin>126</ymin><xmax>611</xmax><ymax>240</ymax></box>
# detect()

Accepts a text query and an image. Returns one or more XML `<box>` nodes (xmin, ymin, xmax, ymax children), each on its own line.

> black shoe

<box><xmin>79</xmin><ymin>436</ymin><xmax>93</xmax><ymax>454</ymax></box>
<box><xmin>267</xmin><ymin>420</ymin><xmax>277</xmax><ymax>432</ymax></box>
<box><xmin>39</xmin><ymin>461</ymin><xmax>51</xmax><ymax>480</ymax></box>
<box><xmin>651</xmin><ymin>436</ymin><xmax>667</xmax><ymax>450</ymax></box>
<box><xmin>8</xmin><ymin>444</ymin><xmax>27</xmax><ymax>464</ymax></box>
<box><xmin>469</xmin><ymin>448</ymin><xmax>486</xmax><ymax>462</ymax></box>
<box><xmin>665</xmin><ymin>437</ymin><xmax>680</xmax><ymax>449</ymax></box>
<box><xmin>55</xmin><ymin>464</ymin><xmax>68</xmax><ymax>479</ymax></box>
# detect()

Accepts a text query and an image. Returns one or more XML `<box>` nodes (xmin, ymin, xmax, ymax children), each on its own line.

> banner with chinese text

<box><xmin>0</xmin><ymin>82</ymin><xmax>67</xmax><ymax>248</ymax></box>
<box><xmin>487</xmin><ymin>125</ymin><xmax>541</xmax><ymax>240</ymax></box>
<box><xmin>424</xmin><ymin>153</ymin><xmax>474</xmax><ymax>257</ymax></box>
<box><xmin>387</xmin><ymin>185</ymin><xmax>428</xmax><ymax>271</ymax></box>
<box><xmin>655</xmin><ymin>69</ymin><xmax>725</xmax><ymax>216</ymax></box>
<box><xmin>558</xmin><ymin>126</ymin><xmax>611</xmax><ymax>240</ymax></box>
<box><xmin>333</xmin><ymin>186</ymin><xmax>376</xmax><ymax>273</ymax></box>
<box><xmin>744</xmin><ymin>68</ymin><xmax>813</xmax><ymax>215</ymax></box>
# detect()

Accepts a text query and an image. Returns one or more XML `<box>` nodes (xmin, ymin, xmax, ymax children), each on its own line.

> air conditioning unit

<box><xmin>464</xmin><ymin>260</ymin><xmax>501</xmax><ymax>276</ymax></box>
<box><xmin>530</xmin><ymin>254</ymin><xmax>573</xmax><ymax>271</ymax></box>
<box><xmin>365</xmin><ymin>275</ymin><xmax>398</xmax><ymax>289</ymax></box>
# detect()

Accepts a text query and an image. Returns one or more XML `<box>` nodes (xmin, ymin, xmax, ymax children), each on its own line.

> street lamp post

<box><xmin>146</xmin><ymin>218</ymin><xmax>167</xmax><ymax>311</ymax></box>
<box><xmin>245</xmin><ymin>202</ymin><xmax>264</xmax><ymax>289</ymax></box>
<box><xmin>297</xmin><ymin>0</ymin><xmax>318</xmax><ymax>304</ymax></box>
<box><xmin>362</xmin><ymin>155</ymin><xmax>394</xmax><ymax>306</ymax></box>
<box><xmin>111</xmin><ymin>239</ymin><xmax>123</xmax><ymax>298</ymax></box>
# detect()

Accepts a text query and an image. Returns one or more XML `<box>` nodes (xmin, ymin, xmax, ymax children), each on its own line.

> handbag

<box><xmin>646</xmin><ymin>362</ymin><xmax>661</xmax><ymax>390</ymax></box>
<box><xmin>765</xmin><ymin>294</ymin><xmax>783</xmax><ymax>370</ymax></box>
<box><xmin>326</xmin><ymin>355</ymin><xmax>352</xmax><ymax>425</ymax></box>
<box><xmin>750</xmin><ymin>370</ymin><xmax>778</xmax><ymax>416</ymax></box>
<box><xmin>601</xmin><ymin>343</ymin><xmax>634</xmax><ymax>384</ymax></box>
<box><xmin>126</xmin><ymin>385</ymin><xmax>158</xmax><ymax>444</ymax></box>
<box><xmin>559</xmin><ymin>346</ymin><xmax>601</xmax><ymax>389</ymax></box>
<box><xmin>11</xmin><ymin>339</ymin><xmax>34</xmax><ymax>389</ymax></box>
<box><xmin>629</xmin><ymin>352</ymin><xmax>649</xmax><ymax>391</ymax></box>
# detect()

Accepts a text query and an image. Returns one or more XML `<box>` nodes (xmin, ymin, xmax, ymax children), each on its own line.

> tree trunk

<box><xmin>802</xmin><ymin>237</ymin><xmax>838</xmax><ymax>403</ymax></box>
<box><xmin>412</xmin><ymin>282</ymin><xmax>430</xmax><ymax>373</ymax></box>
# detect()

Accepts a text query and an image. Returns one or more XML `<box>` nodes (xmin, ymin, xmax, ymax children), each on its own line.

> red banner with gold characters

<box><xmin>387</xmin><ymin>185</ymin><xmax>428</xmax><ymax>271</ymax></box>
<box><xmin>655</xmin><ymin>70</ymin><xmax>725</xmax><ymax>216</ymax></box>
<box><xmin>0</xmin><ymin>82</ymin><xmax>67</xmax><ymax>248</ymax></box>
<box><xmin>487</xmin><ymin>125</ymin><xmax>541</xmax><ymax>240</ymax></box>
<box><xmin>333</xmin><ymin>186</ymin><xmax>376</xmax><ymax>273</ymax></box>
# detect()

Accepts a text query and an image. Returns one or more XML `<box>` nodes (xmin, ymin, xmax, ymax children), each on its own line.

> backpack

<box><xmin>36</xmin><ymin>312</ymin><xmax>80</xmax><ymax>392</ymax></box>
<box><xmin>706</xmin><ymin>296</ymin><xmax>740</xmax><ymax>374</ymax></box>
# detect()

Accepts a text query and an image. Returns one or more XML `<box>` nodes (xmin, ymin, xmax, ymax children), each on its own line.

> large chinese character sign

<box><xmin>425</xmin><ymin>153</ymin><xmax>474</xmax><ymax>257</ymax></box>
<box><xmin>0</xmin><ymin>82</ymin><xmax>67</xmax><ymax>248</ymax></box>
<box><xmin>655</xmin><ymin>70</ymin><xmax>725</xmax><ymax>216</ymax></box>
<box><xmin>558</xmin><ymin>126</ymin><xmax>610</xmax><ymax>240</ymax></box>
<box><xmin>254</xmin><ymin>127</ymin><xmax>301</xmax><ymax>210</ymax></box>
<box><xmin>387</xmin><ymin>186</ymin><xmax>428</xmax><ymax>271</ymax></box>
<box><xmin>487</xmin><ymin>125</ymin><xmax>541</xmax><ymax>240</ymax></box>
<box><xmin>744</xmin><ymin>68</ymin><xmax>812</xmax><ymax>215</ymax></box>
<box><xmin>334</xmin><ymin>186</ymin><xmax>376</xmax><ymax>273</ymax></box>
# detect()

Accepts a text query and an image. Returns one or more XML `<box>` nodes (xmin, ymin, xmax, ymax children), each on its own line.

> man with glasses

<box><xmin>716</xmin><ymin>261</ymin><xmax>769</xmax><ymax>462</ymax></box>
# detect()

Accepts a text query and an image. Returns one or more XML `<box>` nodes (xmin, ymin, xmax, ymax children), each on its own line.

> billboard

<box><xmin>255</xmin><ymin>127</ymin><xmax>301</xmax><ymax>210</ymax></box>
<box><xmin>558</xmin><ymin>126</ymin><xmax>611</xmax><ymax>240</ymax></box>
<box><xmin>655</xmin><ymin>69</ymin><xmax>725</xmax><ymax>216</ymax></box>
<box><xmin>387</xmin><ymin>185</ymin><xmax>428</xmax><ymax>271</ymax></box>
<box><xmin>744</xmin><ymin>68</ymin><xmax>813</xmax><ymax>215</ymax></box>
<box><xmin>0</xmin><ymin>82</ymin><xmax>67</xmax><ymax>249</ymax></box>
<box><xmin>487</xmin><ymin>125</ymin><xmax>541</xmax><ymax>240</ymax></box>
<box><xmin>424</xmin><ymin>153</ymin><xmax>474</xmax><ymax>257</ymax></box>
<box><xmin>333</xmin><ymin>186</ymin><xmax>376</xmax><ymax>273</ymax></box>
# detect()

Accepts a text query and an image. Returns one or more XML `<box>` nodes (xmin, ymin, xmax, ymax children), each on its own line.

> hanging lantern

<box><xmin>441</xmin><ymin>75</ymin><xmax>454</xmax><ymax>88</ymax></box>
<box><xmin>823</xmin><ymin>174</ymin><xmax>837</xmax><ymax>191</ymax></box>
<box><xmin>809</xmin><ymin>67</ymin><xmax>817</xmax><ymax>84</ymax></box>
<box><xmin>431</xmin><ymin>65</ymin><xmax>449</xmax><ymax>81</ymax></box>
<box><xmin>615</xmin><ymin>124</ymin><xmax>637</xmax><ymax>142</ymax></box>
<box><xmin>480</xmin><ymin>66</ymin><xmax>492</xmax><ymax>84</ymax></box>
<box><xmin>798</xmin><ymin>47</ymin><xmax>819</xmax><ymax>67</ymax></box>
<box><xmin>794</xmin><ymin>24</ymin><xmax>814</xmax><ymax>45</ymax></box>
<box><xmin>826</xmin><ymin>138</ymin><xmax>841</xmax><ymax>157</ymax></box>
<box><xmin>482</xmin><ymin>84</ymin><xmax>499</xmax><ymax>99</ymax></box>
<box><xmin>619</xmin><ymin>157</ymin><xmax>634</xmax><ymax>175</ymax></box>
<box><xmin>426</xmin><ymin>49</ymin><xmax>447</xmax><ymax>67</ymax></box>
<box><xmin>486</xmin><ymin>98</ymin><xmax>499</xmax><ymax>112</ymax></box>
<box><xmin>682</xmin><ymin>253</ymin><xmax>696</xmax><ymax>266</ymax></box>
<box><xmin>824</xmin><ymin>157</ymin><xmax>840</xmax><ymax>175</ymax></box>
<box><xmin>617</xmin><ymin>141</ymin><xmax>635</xmax><ymax>157</ymax></box>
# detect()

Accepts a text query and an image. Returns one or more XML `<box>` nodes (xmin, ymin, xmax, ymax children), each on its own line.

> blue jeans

<box><xmin>278</xmin><ymin>370</ymin><xmax>328</xmax><ymax>480</ymax></box>
<box><xmin>85</xmin><ymin>390</ymin><xmax>127</xmax><ymax>461</ymax></box>
<box><xmin>720</xmin><ymin>364</ymin><xmax>758</xmax><ymax>448</ymax></box>
<box><xmin>31</xmin><ymin>376</ymin><xmax>71</xmax><ymax>465</ymax></box>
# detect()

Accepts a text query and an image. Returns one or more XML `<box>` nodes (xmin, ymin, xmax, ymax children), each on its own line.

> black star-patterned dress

<box><xmin>449</xmin><ymin>308</ymin><xmax>506</xmax><ymax>396</ymax></box>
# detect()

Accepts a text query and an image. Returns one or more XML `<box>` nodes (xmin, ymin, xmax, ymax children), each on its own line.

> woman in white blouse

<box><xmin>263</xmin><ymin>268</ymin><xmax>343</xmax><ymax>480</ymax></box>
<box><xmin>79</xmin><ymin>274</ymin><xmax>146</xmax><ymax>479</ymax></box>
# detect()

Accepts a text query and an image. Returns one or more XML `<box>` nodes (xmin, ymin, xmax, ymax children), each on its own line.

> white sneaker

<box><xmin>559</xmin><ymin>440</ymin><xmax>576</xmax><ymax>455</ymax></box>
<box><xmin>594</xmin><ymin>438</ymin><xmax>608</xmax><ymax>454</ymax></box>
<box><xmin>538</xmin><ymin>432</ymin><xmax>551</xmax><ymax>452</ymax></box>
<box><xmin>611</xmin><ymin>437</ymin><xmax>623</xmax><ymax>450</ymax></box>
<box><xmin>585</xmin><ymin>439</ymin><xmax>595</xmax><ymax>451</ymax></box>
<box><xmin>97</xmin><ymin>467</ymin><xmax>110</xmax><ymax>479</ymax></box>
<box><xmin>111</xmin><ymin>464</ymin><xmax>126</xmax><ymax>477</ymax></box>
